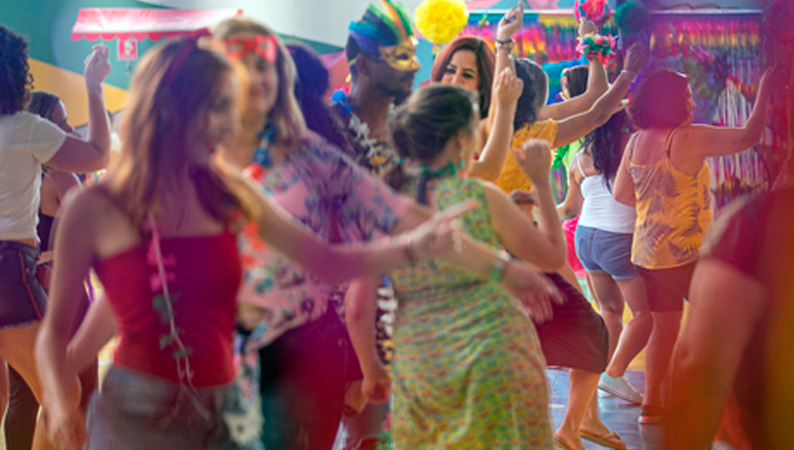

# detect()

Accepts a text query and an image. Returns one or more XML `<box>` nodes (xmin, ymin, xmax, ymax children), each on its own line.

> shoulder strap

<box><xmin>576</xmin><ymin>153</ymin><xmax>587</xmax><ymax>179</ymax></box>
<box><xmin>627</xmin><ymin>132</ymin><xmax>640</xmax><ymax>161</ymax></box>
<box><xmin>665</xmin><ymin>127</ymin><xmax>681</xmax><ymax>159</ymax></box>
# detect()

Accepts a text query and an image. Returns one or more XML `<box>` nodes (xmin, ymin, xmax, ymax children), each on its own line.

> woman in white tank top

<box><xmin>558</xmin><ymin>111</ymin><xmax>652</xmax><ymax>406</ymax></box>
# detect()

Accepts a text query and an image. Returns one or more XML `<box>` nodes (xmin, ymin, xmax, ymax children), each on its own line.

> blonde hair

<box><xmin>105</xmin><ymin>38</ymin><xmax>261</xmax><ymax>228</ymax></box>
<box><xmin>212</xmin><ymin>17</ymin><xmax>306</xmax><ymax>150</ymax></box>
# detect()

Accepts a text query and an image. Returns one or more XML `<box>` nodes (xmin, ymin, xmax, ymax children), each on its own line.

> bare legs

<box><xmin>555</xmin><ymin>369</ymin><xmax>607</xmax><ymax>449</ymax></box>
<box><xmin>644</xmin><ymin>311</ymin><xmax>683</xmax><ymax>408</ymax></box>
<box><xmin>0</xmin><ymin>322</ymin><xmax>56</xmax><ymax>450</ymax></box>
<box><xmin>587</xmin><ymin>271</ymin><xmax>652</xmax><ymax>378</ymax></box>
<box><xmin>635</xmin><ymin>263</ymin><xmax>695</xmax><ymax>417</ymax></box>
<box><xmin>544</xmin><ymin>269</ymin><xmax>623</xmax><ymax>449</ymax></box>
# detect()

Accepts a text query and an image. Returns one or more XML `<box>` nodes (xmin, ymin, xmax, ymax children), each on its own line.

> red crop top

<box><xmin>94</xmin><ymin>232</ymin><xmax>241</xmax><ymax>388</ymax></box>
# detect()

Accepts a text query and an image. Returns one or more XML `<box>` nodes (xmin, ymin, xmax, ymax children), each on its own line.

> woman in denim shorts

<box><xmin>0</xmin><ymin>26</ymin><xmax>114</xmax><ymax>450</ymax></box>
<box><xmin>558</xmin><ymin>111</ymin><xmax>652</xmax><ymax>407</ymax></box>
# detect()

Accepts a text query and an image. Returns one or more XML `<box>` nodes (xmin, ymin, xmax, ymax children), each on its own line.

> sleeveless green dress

<box><xmin>389</xmin><ymin>175</ymin><xmax>552</xmax><ymax>449</ymax></box>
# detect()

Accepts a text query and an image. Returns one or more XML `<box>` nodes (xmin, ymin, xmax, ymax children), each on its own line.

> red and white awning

<box><xmin>71</xmin><ymin>8</ymin><xmax>241</xmax><ymax>42</ymax></box>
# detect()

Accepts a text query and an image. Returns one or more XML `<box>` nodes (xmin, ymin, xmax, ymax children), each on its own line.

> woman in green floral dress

<box><xmin>351</xmin><ymin>83</ymin><xmax>568</xmax><ymax>449</ymax></box>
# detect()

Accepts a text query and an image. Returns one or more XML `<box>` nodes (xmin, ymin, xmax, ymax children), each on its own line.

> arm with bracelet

<box><xmin>467</xmin><ymin>3</ymin><xmax>524</xmax><ymax>182</ymax></box>
<box><xmin>549</xmin><ymin>42</ymin><xmax>647</xmax><ymax>149</ymax></box>
<box><xmin>537</xmin><ymin>19</ymin><xmax>609</xmax><ymax>122</ymax></box>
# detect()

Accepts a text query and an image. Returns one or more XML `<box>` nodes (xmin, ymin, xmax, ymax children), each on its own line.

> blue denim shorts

<box><xmin>0</xmin><ymin>241</ymin><xmax>47</xmax><ymax>329</ymax></box>
<box><xmin>86</xmin><ymin>366</ymin><xmax>257</xmax><ymax>450</ymax></box>
<box><xmin>574</xmin><ymin>225</ymin><xmax>638</xmax><ymax>280</ymax></box>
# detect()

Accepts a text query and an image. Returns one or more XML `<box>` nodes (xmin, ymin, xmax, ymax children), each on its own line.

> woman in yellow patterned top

<box><xmin>432</xmin><ymin>5</ymin><xmax>613</xmax><ymax>183</ymax></box>
<box><xmin>497</xmin><ymin>43</ymin><xmax>648</xmax><ymax>195</ymax></box>
<box><xmin>613</xmin><ymin>66</ymin><xmax>784</xmax><ymax>425</ymax></box>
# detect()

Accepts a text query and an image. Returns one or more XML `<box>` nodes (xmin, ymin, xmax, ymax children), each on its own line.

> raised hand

<box><xmin>493</xmin><ymin>68</ymin><xmax>524</xmax><ymax>107</ymax></box>
<box><xmin>496</xmin><ymin>2</ymin><xmax>524</xmax><ymax>41</ymax></box>
<box><xmin>623</xmin><ymin>43</ymin><xmax>649</xmax><ymax>76</ymax></box>
<box><xmin>501</xmin><ymin>260</ymin><xmax>565</xmax><ymax>324</ymax></box>
<box><xmin>578</xmin><ymin>18</ymin><xmax>599</xmax><ymax>38</ymax></box>
<box><xmin>514</xmin><ymin>138</ymin><xmax>552</xmax><ymax>186</ymax></box>
<box><xmin>83</xmin><ymin>44</ymin><xmax>111</xmax><ymax>88</ymax></box>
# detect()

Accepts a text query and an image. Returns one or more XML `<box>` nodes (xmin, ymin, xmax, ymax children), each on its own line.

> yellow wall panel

<box><xmin>28</xmin><ymin>58</ymin><xmax>128</xmax><ymax>127</ymax></box>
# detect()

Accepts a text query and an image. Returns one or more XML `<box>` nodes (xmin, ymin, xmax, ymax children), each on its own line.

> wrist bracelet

<box><xmin>495</xmin><ymin>39</ymin><xmax>514</xmax><ymax>51</ymax></box>
<box><xmin>489</xmin><ymin>252</ymin><xmax>510</xmax><ymax>283</ymax></box>
<box><xmin>576</xmin><ymin>34</ymin><xmax>615</xmax><ymax>65</ymax></box>
<box><xmin>620</xmin><ymin>69</ymin><xmax>637</xmax><ymax>79</ymax></box>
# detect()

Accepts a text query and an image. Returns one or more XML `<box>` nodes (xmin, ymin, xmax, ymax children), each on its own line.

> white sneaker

<box><xmin>598</xmin><ymin>374</ymin><xmax>644</xmax><ymax>405</ymax></box>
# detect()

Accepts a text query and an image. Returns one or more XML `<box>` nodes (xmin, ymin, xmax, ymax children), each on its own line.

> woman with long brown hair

<box><xmin>34</xmin><ymin>37</ymin><xmax>470</xmax><ymax>450</ymax></box>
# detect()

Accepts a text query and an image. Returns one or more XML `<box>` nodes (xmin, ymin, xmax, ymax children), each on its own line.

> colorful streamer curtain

<box><xmin>649</xmin><ymin>14</ymin><xmax>782</xmax><ymax>215</ymax></box>
<box><xmin>463</xmin><ymin>13</ymin><xmax>616</xmax><ymax>65</ymax></box>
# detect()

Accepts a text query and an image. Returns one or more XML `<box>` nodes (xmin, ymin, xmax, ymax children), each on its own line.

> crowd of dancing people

<box><xmin>0</xmin><ymin>0</ymin><xmax>790</xmax><ymax>449</ymax></box>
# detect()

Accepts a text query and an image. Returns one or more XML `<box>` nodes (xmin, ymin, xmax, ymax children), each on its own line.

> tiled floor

<box><xmin>0</xmin><ymin>369</ymin><xmax>665</xmax><ymax>450</ymax></box>
<box><xmin>549</xmin><ymin>369</ymin><xmax>662</xmax><ymax>450</ymax></box>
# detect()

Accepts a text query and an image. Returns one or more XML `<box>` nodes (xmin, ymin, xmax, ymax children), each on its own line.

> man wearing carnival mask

<box><xmin>331</xmin><ymin>0</ymin><xmax>419</xmax><ymax>179</ymax></box>
<box><xmin>330</xmin><ymin>2</ymin><xmax>419</xmax><ymax>450</ymax></box>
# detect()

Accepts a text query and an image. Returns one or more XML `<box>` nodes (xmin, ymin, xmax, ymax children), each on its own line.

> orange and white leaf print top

<box><xmin>627</xmin><ymin>132</ymin><xmax>712</xmax><ymax>269</ymax></box>
<box><xmin>496</xmin><ymin>119</ymin><xmax>558</xmax><ymax>194</ymax></box>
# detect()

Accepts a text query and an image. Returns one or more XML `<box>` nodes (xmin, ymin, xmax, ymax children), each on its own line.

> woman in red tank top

<box><xmin>34</xmin><ymin>38</ymin><xmax>473</xmax><ymax>450</ymax></box>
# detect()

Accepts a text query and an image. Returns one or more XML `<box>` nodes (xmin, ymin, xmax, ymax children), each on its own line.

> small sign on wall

<box><xmin>118</xmin><ymin>37</ymin><xmax>138</xmax><ymax>61</ymax></box>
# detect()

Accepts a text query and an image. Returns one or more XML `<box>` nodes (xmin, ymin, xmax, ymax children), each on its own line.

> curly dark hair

<box><xmin>628</xmin><ymin>69</ymin><xmax>692</xmax><ymax>130</ymax></box>
<box><xmin>513</xmin><ymin>58</ymin><xmax>548</xmax><ymax>130</ymax></box>
<box><xmin>430</xmin><ymin>36</ymin><xmax>495</xmax><ymax>118</ymax></box>
<box><xmin>0</xmin><ymin>26</ymin><xmax>34</xmax><ymax>116</ymax></box>
<box><xmin>584</xmin><ymin>110</ymin><xmax>632</xmax><ymax>191</ymax></box>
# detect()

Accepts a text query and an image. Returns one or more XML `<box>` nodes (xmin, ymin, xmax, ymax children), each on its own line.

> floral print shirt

<box><xmin>237</xmin><ymin>132</ymin><xmax>410</xmax><ymax>348</ymax></box>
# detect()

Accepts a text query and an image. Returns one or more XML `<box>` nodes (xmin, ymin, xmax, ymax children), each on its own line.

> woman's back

<box><xmin>389</xmin><ymin>174</ymin><xmax>551</xmax><ymax>449</ymax></box>
<box><xmin>94</xmin><ymin>228</ymin><xmax>239</xmax><ymax>387</ymax></box>
<box><xmin>79</xmin><ymin>184</ymin><xmax>241</xmax><ymax>387</ymax></box>
<box><xmin>577</xmin><ymin>152</ymin><xmax>636</xmax><ymax>234</ymax></box>
<box><xmin>391</xmin><ymin>176</ymin><xmax>523</xmax><ymax>323</ymax></box>
<box><xmin>627</xmin><ymin>128</ymin><xmax>711</xmax><ymax>269</ymax></box>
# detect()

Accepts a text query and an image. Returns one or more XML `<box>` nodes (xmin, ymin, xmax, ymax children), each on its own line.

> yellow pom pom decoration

<box><xmin>414</xmin><ymin>0</ymin><xmax>469</xmax><ymax>45</ymax></box>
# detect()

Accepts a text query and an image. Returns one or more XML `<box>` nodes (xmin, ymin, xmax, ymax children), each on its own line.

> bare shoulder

<box><xmin>60</xmin><ymin>186</ymin><xmax>118</xmax><ymax>233</ymax></box>
<box><xmin>479</xmin><ymin>180</ymin><xmax>510</xmax><ymax>208</ymax></box>
<box><xmin>61</xmin><ymin>186</ymin><xmax>139</xmax><ymax>250</ymax></box>
<box><xmin>675</xmin><ymin>124</ymin><xmax>720</xmax><ymax>145</ymax></box>
<box><xmin>568</xmin><ymin>153</ymin><xmax>584</xmax><ymax>183</ymax></box>
<box><xmin>61</xmin><ymin>185</ymin><xmax>106</xmax><ymax>217</ymax></box>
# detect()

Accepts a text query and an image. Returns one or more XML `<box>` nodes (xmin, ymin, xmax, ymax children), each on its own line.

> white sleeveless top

<box><xmin>577</xmin><ymin>156</ymin><xmax>636</xmax><ymax>234</ymax></box>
